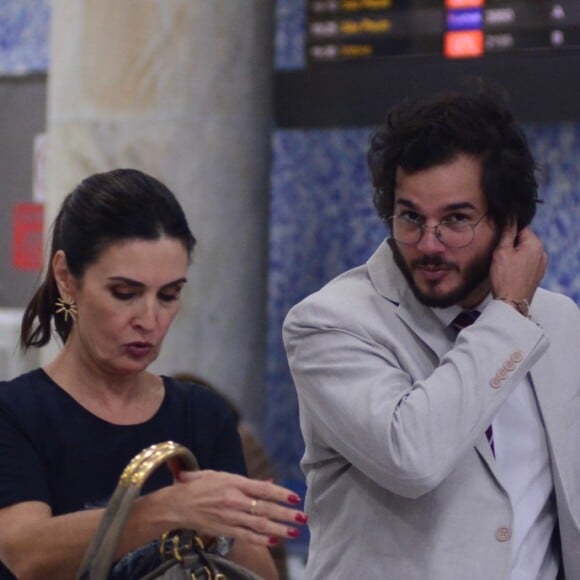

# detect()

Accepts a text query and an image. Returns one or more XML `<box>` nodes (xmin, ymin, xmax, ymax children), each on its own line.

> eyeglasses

<box><xmin>385</xmin><ymin>214</ymin><xmax>487</xmax><ymax>249</ymax></box>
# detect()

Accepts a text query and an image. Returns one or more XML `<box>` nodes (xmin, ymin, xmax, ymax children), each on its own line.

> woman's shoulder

<box><xmin>1</xmin><ymin>367</ymin><xmax>46</xmax><ymax>386</ymax></box>
<box><xmin>0</xmin><ymin>368</ymin><xmax>52</xmax><ymax>404</ymax></box>
<box><xmin>0</xmin><ymin>368</ymin><xmax>64</xmax><ymax>432</ymax></box>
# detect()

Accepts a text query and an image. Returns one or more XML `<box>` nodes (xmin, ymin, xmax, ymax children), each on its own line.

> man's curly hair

<box><xmin>368</xmin><ymin>82</ymin><xmax>540</xmax><ymax>232</ymax></box>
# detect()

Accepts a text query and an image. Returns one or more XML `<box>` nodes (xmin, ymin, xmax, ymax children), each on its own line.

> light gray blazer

<box><xmin>283</xmin><ymin>240</ymin><xmax>580</xmax><ymax>580</ymax></box>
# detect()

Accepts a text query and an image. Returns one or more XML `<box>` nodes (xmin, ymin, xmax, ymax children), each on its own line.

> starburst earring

<box><xmin>55</xmin><ymin>296</ymin><xmax>78</xmax><ymax>322</ymax></box>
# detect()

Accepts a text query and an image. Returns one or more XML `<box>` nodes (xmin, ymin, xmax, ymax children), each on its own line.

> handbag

<box><xmin>76</xmin><ymin>441</ymin><xmax>263</xmax><ymax>580</ymax></box>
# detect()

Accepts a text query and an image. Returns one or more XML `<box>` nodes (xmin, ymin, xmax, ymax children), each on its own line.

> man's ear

<box><xmin>52</xmin><ymin>250</ymin><xmax>76</xmax><ymax>299</ymax></box>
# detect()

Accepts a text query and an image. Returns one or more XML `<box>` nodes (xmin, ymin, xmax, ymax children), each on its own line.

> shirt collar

<box><xmin>431</xmin><ymin>293</ymin><xmax>493</xmax><ymax>329</ymax></box>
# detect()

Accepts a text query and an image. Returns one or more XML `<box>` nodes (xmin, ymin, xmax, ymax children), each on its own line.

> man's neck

<box><xmin>457</xmin><ymin>280</ymin><xmax>492</xmax><ymax>310</ymax></box>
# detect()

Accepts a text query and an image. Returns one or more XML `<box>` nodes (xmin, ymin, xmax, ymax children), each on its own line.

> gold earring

<box><xmin>55</xmin><ymin>297</ymin><xmax>78</xmax><ymax>322</ymax></box>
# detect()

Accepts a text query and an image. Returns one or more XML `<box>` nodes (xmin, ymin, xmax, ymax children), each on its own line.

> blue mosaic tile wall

<box><xmin>0</xmin><ymin>0</ymin><xmax>49</xmax><ymax>75</ymax></box>
<box><xmin>270</xmin><ymin>0</ymin><xmax>580</xmax><ymax>485</ymax></box>
<box><xmin>275</xmin><ymin>0</ymin><xmax>305</xmax><ymax>70</ymax></box>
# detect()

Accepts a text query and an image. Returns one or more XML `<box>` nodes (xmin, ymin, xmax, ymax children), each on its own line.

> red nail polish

<box><xmin>295</xmin><ymin>513</ymin><xmax>308</xmax><ymax>524</ymax></box>
<box><xmin>287</xmin><ymin>528</ymin><xmax>300</xmax><ymax>539</ymax></box>
<box><xmin>268</xmin><ymin>537</ymin><xmax>280</xmax><ymax>546</ymax></box>
<box><xmin>288</xmin><ymin>494</ymin><xmax>300</xmax><ymax>504</ymax></box>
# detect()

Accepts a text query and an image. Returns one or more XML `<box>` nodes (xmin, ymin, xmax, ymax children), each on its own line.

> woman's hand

<box><xmin>168</xmin><ymin>470</ymin><xmax>307</xmax><ymax>546</ymax></box>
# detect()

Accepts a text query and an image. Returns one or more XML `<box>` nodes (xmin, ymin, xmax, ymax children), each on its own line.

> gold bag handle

<box><xmin>76</xmin><ymin>441</ymin><xmax>199</xmax><ymax>580</ymax></box>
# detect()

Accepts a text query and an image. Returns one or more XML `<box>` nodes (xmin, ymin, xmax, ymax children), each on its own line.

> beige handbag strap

<box><xmin>76</xmin><ymin>441</ymin><xmax>199</xmax><ymax>580</ymax></box>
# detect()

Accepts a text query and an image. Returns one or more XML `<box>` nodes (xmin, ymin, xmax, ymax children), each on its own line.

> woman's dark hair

<box><xmin>21</xmin><ymin>168</ymin><xmax>196</xmax><ymax>350</ymax></box>
<box><xmin>368</xmin><ymin>83</ymin><xmax>540</xmax><ymax>231</ymax></box>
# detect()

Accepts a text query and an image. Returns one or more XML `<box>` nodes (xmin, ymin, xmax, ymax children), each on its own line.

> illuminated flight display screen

<box><xmin>306</xmin><ymin>0</ymin><xmax>580</xmax><ymax>63</ymax></box>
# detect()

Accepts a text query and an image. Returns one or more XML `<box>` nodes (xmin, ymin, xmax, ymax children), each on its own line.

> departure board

<box><xmin>306</xmin><ymin>0</ymin><xmax>580</xmax><ymax>63</ymax></box>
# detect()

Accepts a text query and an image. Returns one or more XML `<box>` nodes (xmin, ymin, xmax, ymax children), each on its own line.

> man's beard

<box><xmin>390</xmin><ymin>233</ymin><xmax>501</xmax><ymax>308</ymax></box>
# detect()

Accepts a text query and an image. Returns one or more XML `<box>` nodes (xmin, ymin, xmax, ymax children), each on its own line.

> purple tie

<box><xmin>451</xmin><ymin>310</ymin><xmax>481</xmax><ymax>330</ymax></box>
<box><xmin>451</xmin><ymin>310</ymin><xmax>495</xmax><ymax>456</ymax></box>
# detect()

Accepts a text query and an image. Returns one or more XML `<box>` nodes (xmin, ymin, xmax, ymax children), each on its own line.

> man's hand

<box><xmin>490</xmin><ymin>223</ymin><xmax>547</xmax><ymax>306</ymax></box>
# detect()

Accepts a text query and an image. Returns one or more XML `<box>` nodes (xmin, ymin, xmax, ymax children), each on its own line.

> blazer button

<box><xmin>504</xmin><ymin>359</ymin><xmax>516</xmax><ymax>371</ymax></box>
<box><xmin>511</xmin><ymin>351</ymin><xmax>523</xmax><ymax>362</ymax></box>
<box><xmin>490</xmin><ymin>377</ymin><xmax>502</xmax><ymax>389</ymax></box>
<box><xmin>495</xmin><ymin>527</ymin><xmax>512</xmax><ymax>542</ymax></box>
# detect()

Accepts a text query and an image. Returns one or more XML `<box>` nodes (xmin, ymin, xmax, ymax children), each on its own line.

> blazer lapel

<box><xmin>367</xmin><ymin>240</ymin><xmax>451</xmax><ymax>362</ymax></box>
<box><xmin>396</xmin><ymin>298</ymin><xmax>454</xmax><ymax>363</ymax></box>
<box><xmin>475</xmin><ymin>435</ymin><xmax>502</xmax><ymax>482</ymax></box>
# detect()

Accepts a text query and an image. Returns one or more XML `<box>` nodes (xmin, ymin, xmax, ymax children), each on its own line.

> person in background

<box><xmin>0</xmin><ymin>168</ymin><xmax>307</xmax><ymax>580</ymax></box>
<box><xmin>283</xmin><ymin>85</ymin><xmax>580</xmax><ymax>579</ymax></box>
<box><xmin>172</xmin><ymin>372</ymin><xmax>289</xmax><ymax>580</ymax></box>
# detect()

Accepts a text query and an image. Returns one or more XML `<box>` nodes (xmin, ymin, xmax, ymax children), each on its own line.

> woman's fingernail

<box><xmin>268</xmin><ymin>537</ymin><xmax>280</xmax><ymax>546</ymax></box>
<box><xmin>287</xmin><ymin>528</ymin><xmax>300</xmax><ymax>539</ymax></box>
<box><xmin>295</xmin><ymin>513</ymin><xmax>308</xmax><ymax>524</ymax></box>
<box><xmin>288</xmin><ymin>494</ymin><xmax>300</xmax><ymax>504</ymax></box>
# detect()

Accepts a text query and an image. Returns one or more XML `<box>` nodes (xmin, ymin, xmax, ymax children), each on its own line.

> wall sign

<box><xmin>12</xmin><ymin>202</ymin><xmax>44</xmax><ymax>271</ymax></box>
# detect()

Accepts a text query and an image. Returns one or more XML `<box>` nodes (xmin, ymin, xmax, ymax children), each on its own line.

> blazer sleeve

<box><xmin>283</xmin><ymin>296</ymin><xmax>549</xmax><ymax>498</ymax></box>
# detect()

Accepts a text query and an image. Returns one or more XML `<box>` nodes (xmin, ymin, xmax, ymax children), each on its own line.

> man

<box><xmin>283</xmin><ymin>88</ymin><xmax>580</xmax><ymax>579</ymax></box>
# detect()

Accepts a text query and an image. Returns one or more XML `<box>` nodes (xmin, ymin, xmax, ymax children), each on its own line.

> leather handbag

<box><xmin>76</xmin><ymin>441</ymin><xmax>263</xmax><ymax>580</ymax></box>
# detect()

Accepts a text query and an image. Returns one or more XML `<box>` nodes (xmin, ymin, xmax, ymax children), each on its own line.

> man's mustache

<box><xmin>412</xmin><ymin>255</ymin><xmax>459</xmax><ymax>270</ymax></box>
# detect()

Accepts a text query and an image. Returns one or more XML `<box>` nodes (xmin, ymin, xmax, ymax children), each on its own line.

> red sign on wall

<box><xmin>12</xmin><ymin>202</ymin><xmax>44</xmax><ymax>271</ymax></box>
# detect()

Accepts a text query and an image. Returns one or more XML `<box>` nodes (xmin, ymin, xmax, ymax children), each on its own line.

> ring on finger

<box><xmin>250</xmin><ymin>499</ymin><xmax>259</xmax><ymax>516</ymax></box>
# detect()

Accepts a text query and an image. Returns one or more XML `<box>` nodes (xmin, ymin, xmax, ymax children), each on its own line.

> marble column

<box><xmin>45</xmin><ymin>0</ymin><xmax>274</xmax><ymax>425</ymax></box>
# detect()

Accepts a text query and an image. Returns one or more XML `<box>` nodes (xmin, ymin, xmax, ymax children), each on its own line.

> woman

<box><xmin>0</xmin><ymin>169</ymin><xmax>306</xmax><ymax>579</ymax></box>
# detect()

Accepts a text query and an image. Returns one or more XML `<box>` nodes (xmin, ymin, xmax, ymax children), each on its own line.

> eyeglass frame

<box><xmin>384</xmin><ymin>213</ymin><xmax>488</xmax><ymax>249</ymax></box>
